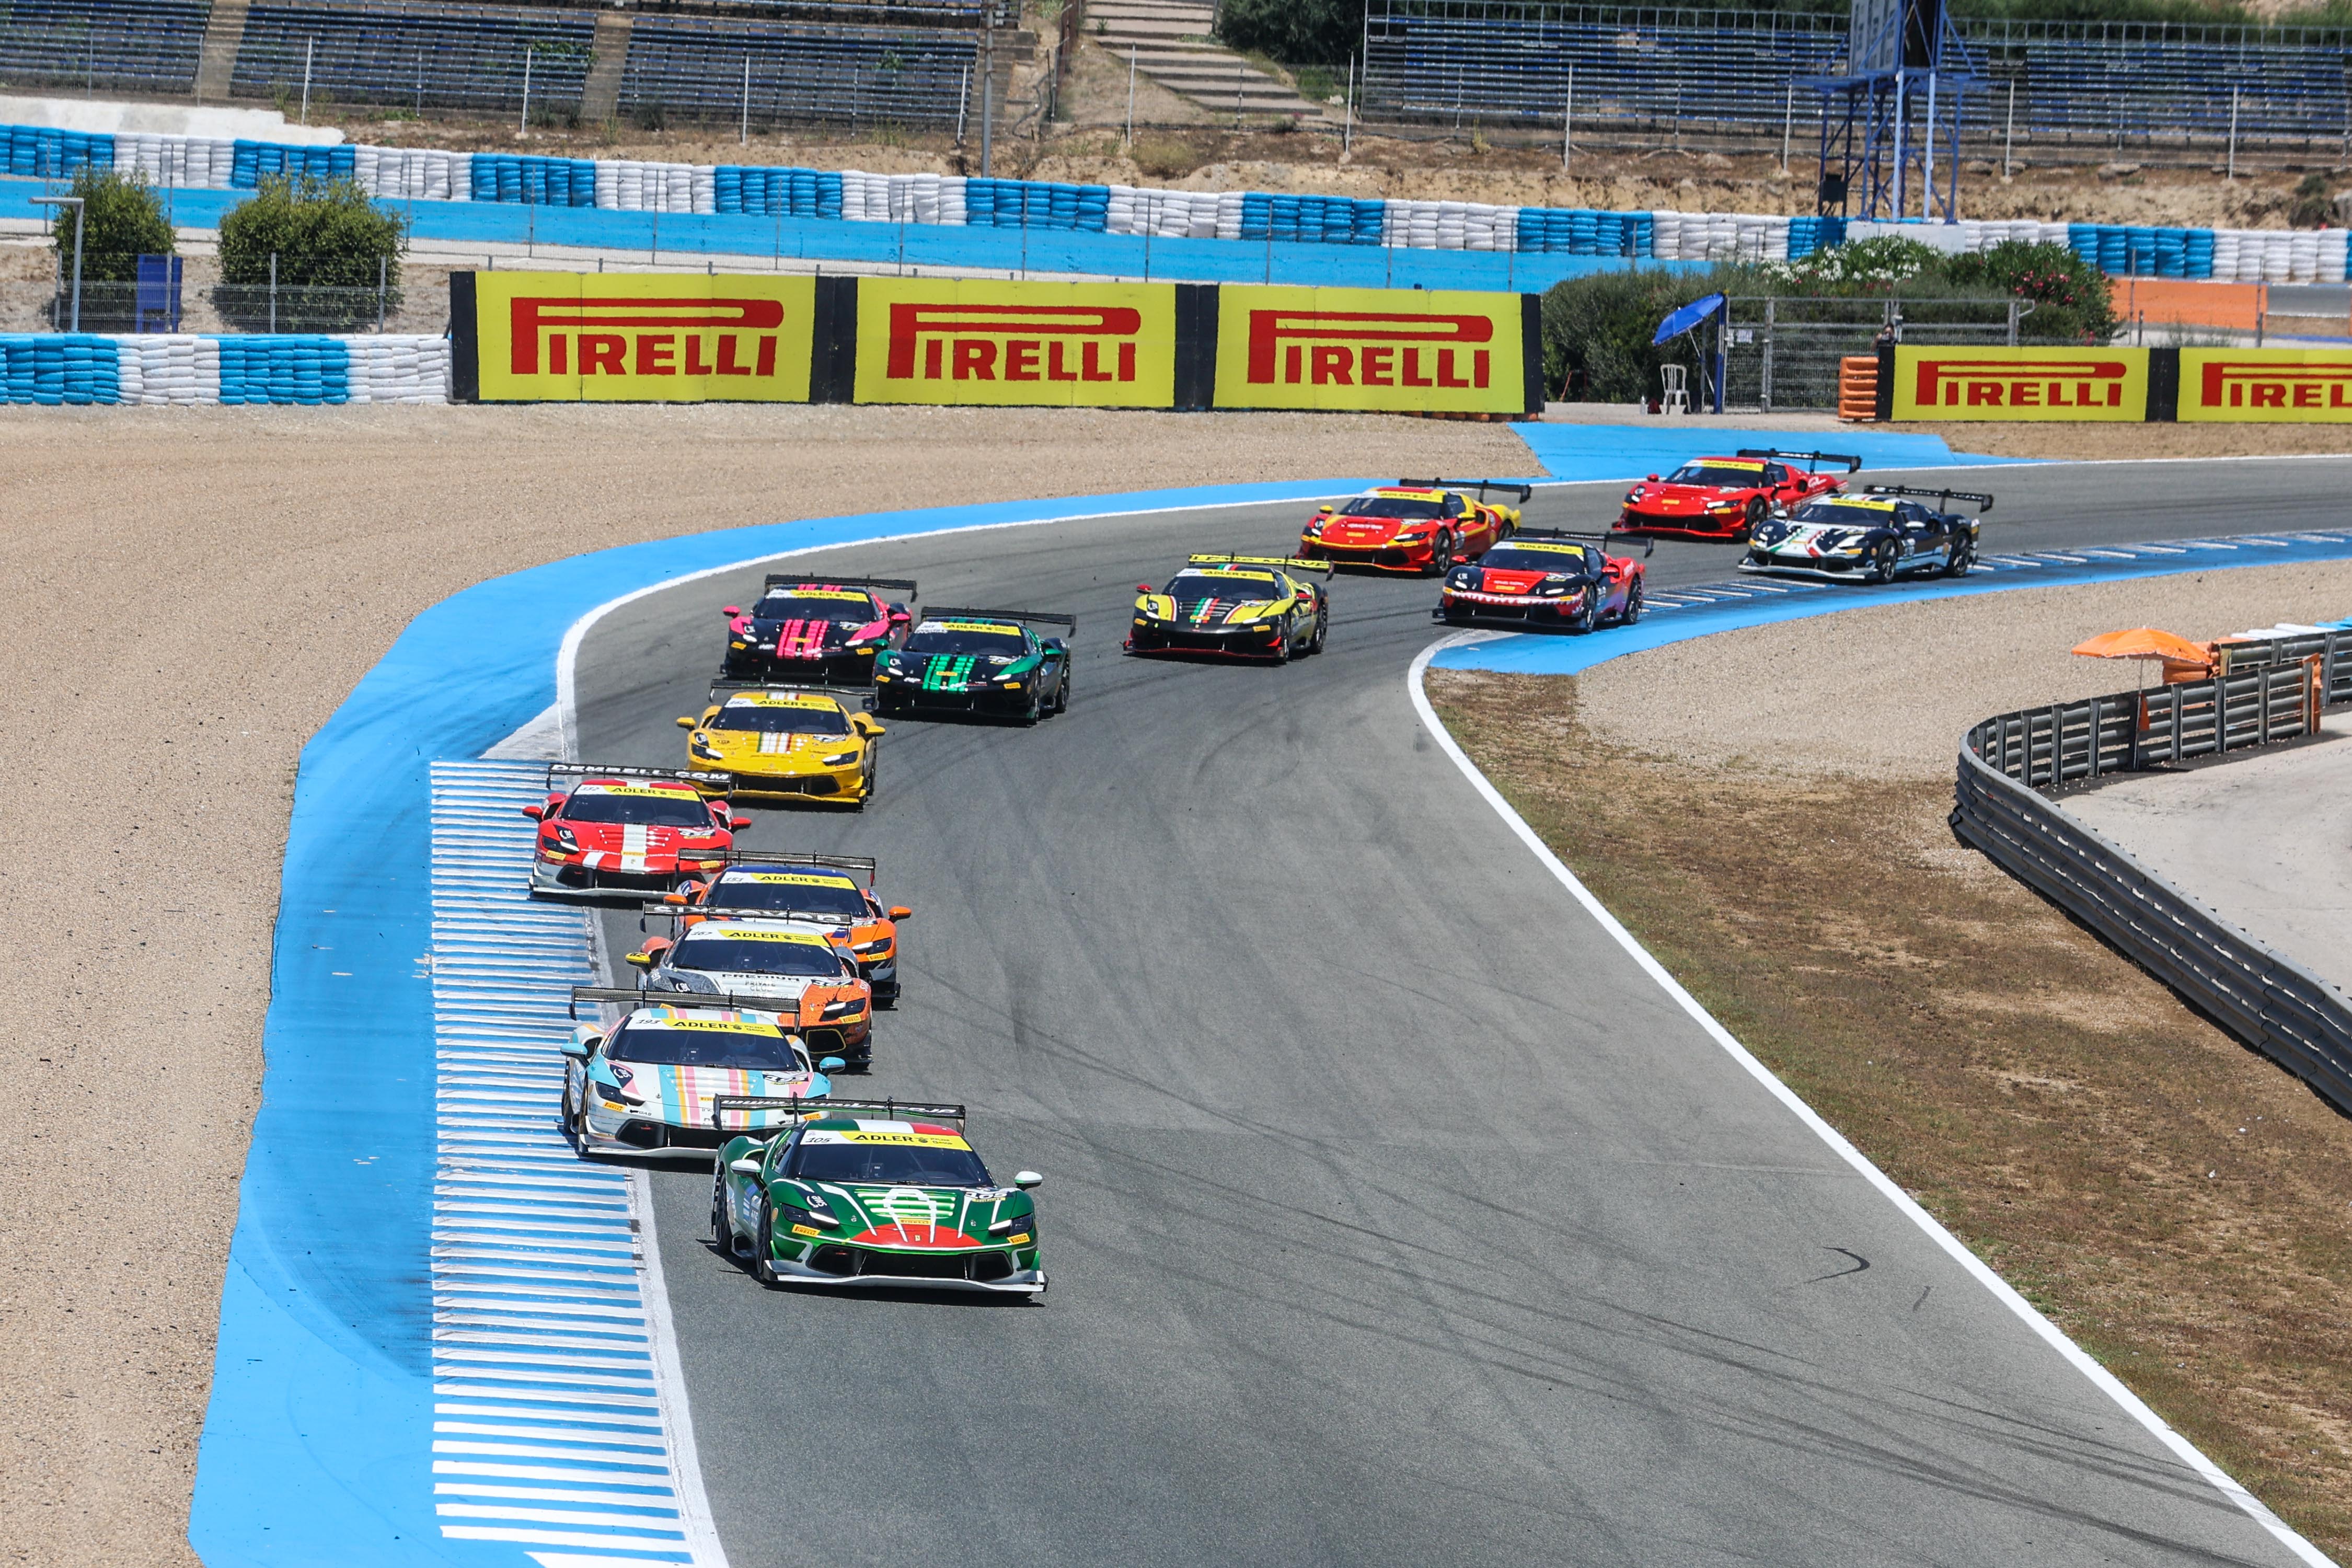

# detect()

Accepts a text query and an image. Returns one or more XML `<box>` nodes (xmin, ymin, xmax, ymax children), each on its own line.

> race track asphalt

<box><xmin>568</xmin><ymin>456</ymin><xmax>2350</xmax><ymax>1568</ymax></box>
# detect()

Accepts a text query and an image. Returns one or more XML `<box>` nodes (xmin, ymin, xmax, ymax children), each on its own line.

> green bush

<box><xmin>218</xmin><ymin>175</ymin><xmax>407</xmax><ymax>331</ymax></box>
<box><xmin>51</xmin><ymin>166</ymin><xmax>174</xmax><ymax>284</ymax></box>
<box><xmin>1214</xmin><ymin>0</ymin><xmax>1356</xmax><ymax>64</ymax></box>
<box><xmin>1941</xmin><ymin>239</ymin><xmax>2118</xmax><ymax>342</ymax></box>
<box><xmin>1539</xmin><ymin>268</ymin><xmax>1720</xmax><ymax>403</ymax></box>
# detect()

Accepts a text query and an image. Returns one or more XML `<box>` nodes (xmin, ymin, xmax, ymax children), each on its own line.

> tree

<box><xmin>1215</xmin><ymin>0</ymin><xmax>1357</xmax><ymax>64</ymax></box>
<box><xmin>1539</xmin><ymin>268</ymin><xmax>1720</xmax><ymax>404</ymax></box>
<box><xmin>52</xmin><ymin>166</ymin><xmax>174</xmax><ymax>284</ymax></box>
<box><xmin>217</xmin><ymin>175</ymin><xmax>407</xmax><ymax>331</ymax></box>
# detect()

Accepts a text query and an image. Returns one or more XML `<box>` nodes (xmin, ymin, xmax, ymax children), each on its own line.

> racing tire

<box><xmin>1270</xmin><ymin>627</ymin><xmax>1293</xmax><ymax>666</ymax></box>
<box><xmin>1943</xmin><ymin>537</ymin><xmax>1975</xmax><ymax>578</ymax></box>
<box><xmin>1620</xmin><ymin>578</ymin><xmax>1644</xmax><ymax>625</ymax></box>
<box><xmin>1017</xmin><ymin>690</ymin><xmax>1044</xmax><ymax>727</ymax></box>
<box><xmin>710</xmin><ymin>1170</ymin><xmax>733</xmax><ymax>1251</ymax></box>
<box><xmin>1307</xmin><ymin>612</ymin><xmax>1327</xmax><ymax>654</ymax></box>
<box><xmin>1866</xmin><ymin>540</ymin><xmax>1901</xmax><ymax>585</ymax></box>
<box><xmin>1571</xmin><ymin>587</ymin><xmax>1599</xmax><ymax>634</ymax></box>
<box><xmin>1427</xmin><ymin>534</ymin><xmax>1456</xmax><ymax>577</ymax></box>
<box><xmin>562</xmin><ymin>1085</ymin><xmax>584</xmax><ymax>1146</ymax></box>
<box><xmin>1051</xmin><ymin>670</ymin><xmax>1071</xmax><ymax>714</ymax></box>
<box><xmin>1743</xmin><ymin>495</ymin><xmax>1770</xmax><ymax>536</ymax></box>
<box><xmin>753</xmin><ymin>1197</ymin><xmax>781</xmax><ymax>1286</ymax></box>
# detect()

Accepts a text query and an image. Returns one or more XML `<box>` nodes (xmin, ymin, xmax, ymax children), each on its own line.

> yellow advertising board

<box><xmin>851</xmin><ymin>278</ymin><xmax>1178</xmax><ymax>406</ymax></box>
<box><xmin>471</xmin><ymin>272</ymin><xmax>816</xmax><ymax>402</ymax></box>
<box><xmin>2178</xmin><ymin>348</ymin><xmax>2352</xmax><ymax>421</ymax></box>
<box><xmin>1212</xmin><ymin>286</ymin><xmax>1525</xmax><ymax>413</ymax></box>
<box><xmin>1891</xmin><ymin>345</ymin><xmax>2148</xmax><ymax>421</ymax></box>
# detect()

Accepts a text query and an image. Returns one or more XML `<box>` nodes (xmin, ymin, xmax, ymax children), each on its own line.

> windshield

<box><xmin>904</xmin><ymin>625</ymin><xmax>1029</xmax><ymax>656</ymax></box>
<box><xmin>562</xmin><ymin>791</ymin><xmax>713</xmax><ymax>827</ymax></box>
<box><xmin>672</xmin><ymin>935</ymin><xmax>849</xmax><ymax>977</ymax></box>
<box><xmin>1340</xmin><ymin>495</ymin><xmax>1444</xmax><ymax>520</ymax></box>
<box><xmin>708</xmin><ymin>704</ymin><xmax>852</xmax><ymax>735</ymax></box>
<box><xmin>789</xmin><ymin>1137</ymin><xmax>991</xmax><ymax>1186</ymax></box>
<box><xmin>1663</xmin><ymin>462</ymin><xmax>1767</xmax><ymax>486</ymax></box>
<box><xmin>707</xmin><ymin>872</ymin><xmax>869</xmax><ymax>920</ymax></box>
<box><xmin>606</xmin><ymin>1020</ymin><xmax>807</xmax><ymax>1071</ymax></box>
<box><xmin>1166</xmin><ymin>571</ymin><xmax>1280</xmax><ymax>602</ymax></box>
<box><xmin>753</xmin><ymin>592</ymin><xmax>876</xmax><ymax>622</ymax></box>
<box><xmin>1480</xmin><ymin>545</ymin><xmax>1588</xmax><ymax>573</ymax></box>
<box><xmin>1791</xmin><ymin>501</ymin><xmax>1896</xmax><ymax>525</ymax></box>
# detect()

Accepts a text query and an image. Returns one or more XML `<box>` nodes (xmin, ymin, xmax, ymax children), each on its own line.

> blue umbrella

<box><xmin>1653</xmin><ymin>292</ymin><xmax>1726</xmax><ymax>345</ymax></box>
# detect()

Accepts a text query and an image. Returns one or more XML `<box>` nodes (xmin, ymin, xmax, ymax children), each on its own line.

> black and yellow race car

<box><xmin>1125</xmin><ymin>554</ymin><xmax>1331</xmax><ymax>663</ymax></box>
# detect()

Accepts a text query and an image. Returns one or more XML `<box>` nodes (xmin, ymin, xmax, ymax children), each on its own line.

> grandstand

<box><xmin>232</xmin><ymin>0</ymin><xmax>597</xmax><ymax>116</ymax></box>
<box><xmin>0</xmin><ymin>0</ymin><xmax>212</xmax><ymax>98</ymax></box>
<box><xmin>616</xmin><ymin>17</ymin><xmax>979</xmax><ymax>131</ymax></box>
<box><xmin>1362</xmin><ymin>0</ymin><xmax>2352</xmax><ymax>164</ymax></box>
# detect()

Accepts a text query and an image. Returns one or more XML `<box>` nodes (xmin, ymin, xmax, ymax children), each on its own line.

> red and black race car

<box><xmin>1297</xmin><ymin>479</ymin><xmax>1529</xmax><ymax>574</ymax></box>
<box><xmin>525</xmin><ymin>764</ymin><xmax>747</xmax><ymax>898</ymax></box>
<box><xmin>1433</xmin><ymin>528</ymin><xmax>1651</xmax><ymax>632</ymax></box>
<box><xmin>1612</xmin><ymin>448</ymin><xmax>1860</xmax><ymax>540</ymax></box>
<box><xmin>720</xmin><ymin>574</ymin><xmax>918</xmax><ymax>684</ymax></box>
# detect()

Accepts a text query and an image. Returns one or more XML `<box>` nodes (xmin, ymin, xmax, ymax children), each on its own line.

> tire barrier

<box><xmin>18</xmin><ymin>118</ymin><xmax>2348</xmax><ymax>278</ymax></box>
<box><xmin>1952</xmin><ymin>630</ymin><xmax>2352</xmax><ymax>1115</ymax></box>
<box><xmin>0</xmin><ymin>333</ymin><xmax>450</xmax><ymax>405</ymax></box>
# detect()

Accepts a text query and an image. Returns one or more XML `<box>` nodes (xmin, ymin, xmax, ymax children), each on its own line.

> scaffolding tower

<box><xmin>1802</xmin><ymin>0</ymin><xmax>1985</xmax><ymax>222</ymax></box>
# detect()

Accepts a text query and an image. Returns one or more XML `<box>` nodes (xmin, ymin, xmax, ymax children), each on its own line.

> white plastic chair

<box><xmin>1660</xmin><ymin>364</ymin><xmax>1691</xmax><ymax>416</ymax></box>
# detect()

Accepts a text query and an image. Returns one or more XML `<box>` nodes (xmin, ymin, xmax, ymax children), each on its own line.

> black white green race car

<box><xmin>1740</xmin><ymin>484</ymin><xmax>1993</xmax><ymax>584</ymax></box>
<box><xmin>871</xmin><ymin>607</ymin><xmax>1073</xmax><ymax>722</ymax></box>
<box><xmin>712</xmin><ymin>1101</ymin><xmax>1045</xmax><ymax>1296</ymax></box>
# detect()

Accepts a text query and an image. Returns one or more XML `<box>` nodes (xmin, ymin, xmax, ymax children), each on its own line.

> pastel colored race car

<box><xmin>624</xmin><ymin>917</ymin><xmax>875</xmax><ymax>1068</ymax></box>
<box><xmin>1614</xmin><ymin>449</ymin><xmax>1861</xmax><ymax>540</ymax></box>
<box><xmin>1740</xmin><ymin>484</ymin><xmax>1993</xmax><ymax>584</ymax></box>
<box><xmin>660</xmin><ymin>852</ymin><xmax>910</xmax><ymax>1006</ymax></box>
<box><xmin>1297</xmin><ymin>479</ymin><xmax>1529</xmax><ymax>573</ymax></box>
<box><xmin>525</xmin><ymin>765</ymin><xmax>744</xmax><ymax>898</ymax></box>
<box><xmin>678</xmin><ymin>684</ymin><xmax>884</xmax><ymax>807</ymax></box>
<box><xmin>719</xmin><ymin>575</ymin><xmax>917</xmax><ymax>684</ymax></box>
<box><xmin>1435</xmin><ymin>528</ymin><xmax>1651</xmax><ymax>630</ymax></box>
<box><xmin>711</xmin><ymin>1101</ymin><xmax>1046</xmax><ymax>1296</ymax></box>
<box><xmin>1126</xmin><ymin>554</ymin><xmax>1331</xmax><ymax>662</ymax></box>
<box><xmin>872</xmin><ymin>608</ymin><xmax>1073</xmax><ymax>723</ymax></box>
<box><xmin>560</xmin><ymin>991</ymin><xmax>843</xmax><ymax>1156</ymax></box>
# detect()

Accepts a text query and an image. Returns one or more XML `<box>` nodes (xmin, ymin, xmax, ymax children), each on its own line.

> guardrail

<box><xmin>1951</xmin><ymin>626</ymin><xmax>2352</xmax><ymax>1115</ymax></box>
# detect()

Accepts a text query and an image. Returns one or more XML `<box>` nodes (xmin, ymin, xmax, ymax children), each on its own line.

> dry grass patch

<box><xmin>1429</xmin><ymin>667</ymin><xmax>2352</xmax><ymax>1560</ymax></box>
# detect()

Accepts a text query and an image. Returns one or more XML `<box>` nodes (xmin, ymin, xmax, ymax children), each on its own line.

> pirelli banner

<box><xmin>451</xmin><ymin>272</ymin><xmax>1541</xmax><ymax>416</ymax></box>
<box><xmin>1883</xmin><ymin>342</ymin><xmax>2352</xmax><ymax>423</ymax></box>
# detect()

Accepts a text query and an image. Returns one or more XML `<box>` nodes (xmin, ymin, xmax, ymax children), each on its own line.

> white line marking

<box><xmin>1404</xmin><ymin>637</ymin><xmax>2329</xmax><ymax>1567</ymax></box>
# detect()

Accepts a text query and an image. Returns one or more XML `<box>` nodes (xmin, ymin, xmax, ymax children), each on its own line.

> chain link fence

<box><xmin>1716</xmin><ymin>295</ymin><xmax>2026</xmax><ymax>413</ymax></box>
<box><xmin>18</xmin><ymin>250</ymin><xmax>444</xmax><ymax>335</ymax></box>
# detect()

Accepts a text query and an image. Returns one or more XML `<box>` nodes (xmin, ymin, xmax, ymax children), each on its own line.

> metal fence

<box><xmin>1712</xmin><ymin>296</ymin><xmax>2024</xmax><ymax>413</ymax></box>
<box><xmin>1951</xmin><ymin>629</ymin><xmax>2352</xmax><ymax>1115</ymax></box>
<box><xmin>233</xmin><ymin>0</ymin><xmax>599</xmax><ymax>117</ymax></box>
<box><xmin>41</xmin><ymin>252</ymin><xmax>419</xmax><ymax>334</ymax></box>
<box><xmin>1361</xmin><ymin>0</ymin><xmax>2352</xmax><ymax>163</ymax></box>
<box><xmin>616</xmin><ymin>18</ymin><xmax>978</xmax><ymax>131</ymax></box>
<box><xmin>0</xmin><ymin>0</ymin><xmax>211</xmax><ymax>97</ymax></box>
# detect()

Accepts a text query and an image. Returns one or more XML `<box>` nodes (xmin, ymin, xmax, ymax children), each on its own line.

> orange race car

<box><xmin>1297</xmin><ymin>479</ymin><xmax>1529</xmax><ymax>574</ymax></box>
<box><xmin>653</xmin><ymin>852</ymin><xmax>912</xmax><ymax>1007</ymax></box>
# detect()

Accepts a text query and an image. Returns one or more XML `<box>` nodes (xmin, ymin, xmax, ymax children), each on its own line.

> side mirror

<box><xmin>521</xmin><ymin>803</ymin><xmax>544</xmax><ymax>821</ymax></box>
<box><xmin>1646</xmin><ymin>473</ymin><xmax>1659</xmax><ymax>482</ymax></box>
<box><xmin>625</xmin><ymin>950</ymin><xmax>655</xmax><ymax>970</ymax></box>
<box><xmin>721</xmin><ymin>605</ymin><xmax>742</xmax><ymax>618</ymax></box>
<box><xmin>663</xmin><ymin>891</ymin><xmax>689</xmax><ymax>905</ymax></box>
<box><xmin>1013</xmin><ymin>1170</ymin><xmax>1044</xmax><ymax>1190</ymax></box>
<box><xmin>887</xmin><ymin>906</ymin><xmax>912</xmax><ymax>921</ymax></box>
<box><xmin>889</xmin><ymin>605</ymin><xmax>912</xmax><ymax>622</ymax></box>
<box><xmin>729</xmin><ymin>1158</ymin><xmax>762</xmax><ymax>1177</ymax></box>
<box><xmin>675</xmin><ymin>716</ymin><xmax>696</xmax><ymax>729</ymax></box>
<box><xmin>849</xmin><ymin>714</ymin><xmax>878</xmax><ymax>734</ymax></box>
<box><xmin>729</xmin><ymin>813</ymin><xmax>752</xmax><ymax>830</ymax></box>
<box><xmin>817</xmin><ymin>1055</ymin><xmax>846</xmax><ymax>1072</ymax></box>
<box><xmin>559</xmin><ymin>1038</ymin><xmax>592</xmax><ymax>1059</ymax></box>
<box><xmin>1135</xmin><ymin>584</ymin><xmax>1153</xmax><ymax>595</ymax></box>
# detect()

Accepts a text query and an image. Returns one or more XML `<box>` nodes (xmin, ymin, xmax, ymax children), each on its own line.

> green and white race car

<box><xmin>711</xmin><ymin>1100</ymin><xmax>1045</xmax><ymax>1296</ymax></box>
<box><xmin>870</xmin><ymin>607</ymin><xmax>1072</xmax><ymax>723</ymax></box>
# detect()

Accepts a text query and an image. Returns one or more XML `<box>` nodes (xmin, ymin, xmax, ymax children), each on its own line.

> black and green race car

<box><xmin>711</xmin><ymin>1100</ymin><xmax>1046</xmax><ymax>1296</ymax></box>
<box><xmin>871</xmin><ymin>607</ymin><xmax>1073</xmax><ymax>723</ymax></box>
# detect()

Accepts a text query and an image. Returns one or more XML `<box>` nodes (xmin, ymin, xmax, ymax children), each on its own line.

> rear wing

<box><xmin>923</xmin><ymin>606</ymin><xmax>1078</xmax><ymax>634</ymax></box>
<box><xmin>706</xmin><ymin>680</ymin><xmax>877</xmax><ymax>709</ymax></box>
<box><xmin>639</xmin><ymin>901</ymin><xmax>858</xmax><ymax>927</ymax></box>
<box><xmin>1863</xmin><ymin>483</ymin><xmax>1995</xmax><ymax>513</ymax></box>
<box><xmin>709</xmin><ymin>1093</ymin><xmax>829</xmax><ymax>1132</ymax></box>
<box><xmin>1736</xmin><ymin>448</ymin><xmax>1863</xmax><ymax>473</ymax></box>
<box><xmin>546</xmin><ymin>762</ymin><xmax>731</xmax><ymax>792</ymax></box>
<box><xmin>1514</xmin><ymin>526</ymin><xmax>1652</xmax><ymax>558</ymax></box>
<box><xmin>569</xmin><ymin>985</ymin><xmax>804</xmax><ymax>1020</ymax></box>
<box><xmin>762</xmin><ymin>574</ymin><xmax>919</xmax><ymax>597</ymax></box>
<box><xmin>1400</xmin><ymin>478</ymin><xmax>1535</xmax><ymax>504</ymax></box>
<box><xmin>1187</xmin><ymin>553</ymin><xmax>1334</xmax><ymax>576</ymax></box>
<box><xmin>775</xmin><ymin>1095</ymin><xmax>965</xmax><ymax>1128</ymax></box>
<box><xmin>668</xmin><ymin>850</ymin><xmax>876</xmax><ymax>884</ymax></box>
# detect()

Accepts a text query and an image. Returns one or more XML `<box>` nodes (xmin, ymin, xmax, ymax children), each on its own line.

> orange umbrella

<box><xmin>2071</xmin><ymin>627</ymin><xmax>2214</xmax><ymax>683</ymax></box>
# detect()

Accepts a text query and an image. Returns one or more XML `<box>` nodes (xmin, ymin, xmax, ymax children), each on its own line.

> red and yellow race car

<box><xmin>654</xmin><ymin>852</ymin><xmax>912</xmax><ymax>1007</ymax></box>
<box><xmin>1613</xmin><ymin>448</ymin><xmax>1860</xmax><ymax>540</ymax></box>
<box><xmin>1297</xmin><ymin>479</ymin><xmax>1529</xmax><ymax>574</ymax></box>
<box><xmin>1434</xmin><ymin>528</ymin><xmax>1650</xmax><ymax>632</ymax></box>
<box><xmin>525</xmin><ymin>765</ymin><xmax>745</xmax><ymax>898</ymax></box>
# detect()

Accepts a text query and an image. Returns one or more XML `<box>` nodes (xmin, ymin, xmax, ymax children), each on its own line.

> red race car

<box><xmin>1298</xmin><ymin>479</ymin><xmax>1529</xmax><ymax>574</ymax></box>
<box><xmin>1613</xmin><ymin>448</ymin><xmax>1860</xmax><ymax>540</ymax></box>
<box><xmin>525</xmin><ymin>764</ymin><xmax>746</xmax><ymax>898</ymax></box>
<box><xmin>1433</xmin><ymin>528</ymin><xmax>1650</xmax><ymax>632</ymax></box>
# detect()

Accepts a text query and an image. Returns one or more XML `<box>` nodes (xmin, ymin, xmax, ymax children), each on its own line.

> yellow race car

<box><xmin>677</xmin><ymin>685</ymin><xmax>884</xmax><ymax>808</ymax></box>
<box><xmin>1125</xmin><ymin>554</ymin><xmax>1331</xmax><ymax>662</ymax></box>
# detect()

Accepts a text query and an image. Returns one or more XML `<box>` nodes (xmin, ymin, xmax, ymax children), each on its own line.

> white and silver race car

<box><xmin>560</xmin><ymin>990</ymin><xmax>843</xmax><ymax>1156</ymax></box>
<box><xmin>625</xmin><ymin>916</ymin><xmax>875</xmax><ymax>1068</ymax></box>
<box><xmin>1740</xmin><ymin>484</ymin><xmax>1993</xmax><ymax>584</ymax></box>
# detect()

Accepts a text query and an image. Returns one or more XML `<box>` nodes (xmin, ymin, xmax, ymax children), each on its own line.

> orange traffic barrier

<box><xmin>1837</xmin><ymin>355</ymin><xmax>1880</xmax><ymax>421</ymax></box>
<box><xmin>2115</xmin><ymin>277</ymin><xmax>2270</xmax><ymax>333</ymax></box>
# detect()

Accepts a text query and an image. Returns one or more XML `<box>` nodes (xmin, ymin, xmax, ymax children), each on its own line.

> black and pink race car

<box><xmin>719</xmin><ymin>574</ymin><xmax>917</xmax><ymax>685</ymax></box>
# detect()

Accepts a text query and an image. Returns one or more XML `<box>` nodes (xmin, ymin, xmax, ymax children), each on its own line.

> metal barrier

<box><xmin>1952</xmin><ymin>627</ymin><xmax>2352</xmax><ymax>1114</ymax></box>
<box><xmin>616</xmin><ymin>18</ymin><xmax>977</xmax><ymax>130</ymax></box>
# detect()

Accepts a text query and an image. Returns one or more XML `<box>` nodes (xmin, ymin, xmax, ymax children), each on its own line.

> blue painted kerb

<box><xmin>187</xmin><ymin>476</ymin><xmax>1363</xmax><ymax>1567</ymax></box>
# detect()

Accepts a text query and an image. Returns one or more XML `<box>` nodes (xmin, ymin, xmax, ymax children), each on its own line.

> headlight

<box><xmin>851</xmin><ymin>937</ymin><xmax>890</xmax><ymax>955</ymax></box>
<box><xmin>820</xmin><ymin>751</ymin><xmax>859</xmax><ymax>766</ymax></box>
<box><xmin>1395</xmin><ymin>526</ymin><xmax>1429</xmax><ymax>541</ymax></box>
<box><xmin>689</xmin><ymin>738</ymin><xmax>723</xmax><ymax>760</ymax></box>
<box><xmin>1302</xmin><ymin>518</ymin><xmax>1324</xmax><ymax>537</ymax></box>
<box><xmin>820</xmin><ymin>997</ymin><xmax>866</xmax><ymax>1019</ymax></box>
<box><xmin>1708</xmin><ymin>502</ymin><xmax>1738</xmax><ymax>514</ymax></box>
<box><xmin>551</xmin><ymin>825</ymin><xmax>579</xmax><ymax>849</ymax></box>
<box><xmin>989</xmin><ymin>1209</ymin><xmax>1034</xmax><ymax>1238</ymax></box>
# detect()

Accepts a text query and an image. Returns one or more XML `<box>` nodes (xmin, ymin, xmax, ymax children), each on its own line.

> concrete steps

<box><xmin>1085</xmin><ymin>0</ymin><xmax>1319</xmax><ymax>119</ymax></box>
